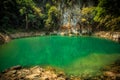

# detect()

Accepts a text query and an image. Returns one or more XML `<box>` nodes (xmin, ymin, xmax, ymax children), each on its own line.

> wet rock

<box><xmin>25</xmin><ymin>73</ymin><xmax>40</xmax><ymax>79</ymax></box>
<box><xmin>10</xmin><ymin>65</ymin><xmax>22</xmax><ymax>70</ymax></box>
<box><xmin>97</xmin><ymin>60</ymin><xmax>120</xmax><ymax>80</ymax></box>
<box><xmin>116</xmin><ymin>74</ymin><xmax>120</xmax><ymax>80</ymax></box>
<box><xmin>57</xmin><ymin>77</ymin><xmax>66</xmax><ymax>80</ymax></box>
<box><xmin>20</xmin><ymin>69</ymin><xmax>31</xmax><ymax>75</ymax></box>
<box><xmin>41</xmin><ymin>70</ymin><xmax>57</xmax><ymax>80</ymax></box>
<box><xmin>57</xmin><ymin>71</ymin><xmax>65</xmax><ymax>77</ymax></box>
<box><xmin>30</xmin><ymin>66</ymin><xmax>43</xmax><ymax>74</ymax></box>
<box><xmin>69</xmin><ymin>76</ymin><xmax>81</xmax><ymax>80</ymax></box>
<box><xmin>9</xmin><ymin>70</ymin><xmax>17</xmax><ymax>74</ymax></box>
<box><xmin>103</xmin><ymin>71</ymin><xmax>116</xmax><ymax>77</ymax></box>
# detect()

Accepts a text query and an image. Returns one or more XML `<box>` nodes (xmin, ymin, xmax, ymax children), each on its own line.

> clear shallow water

<box><xmin>0</xmin><ymin>36</ymin><xmax>120</xmax><ymax>75</ymax></box>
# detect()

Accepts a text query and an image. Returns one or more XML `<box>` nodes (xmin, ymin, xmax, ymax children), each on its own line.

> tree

<box><xmin>0</xmin><ymin>0</ymin><xmax>20</xmax><ymax>31</ymax></box>
<box><xmin>17</xmin><ymin>0</ymin><xmax>44</xmax><ymax>30</ymax></box>
<box><xmin>45</xmin><ymin>6</ymin><xmax>59</xmax><ymax>31</ymax></box>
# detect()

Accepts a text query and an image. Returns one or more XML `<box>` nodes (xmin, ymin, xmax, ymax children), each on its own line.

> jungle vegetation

<box><xmin>0</xmin><ymin>0</ymin><xmax>120</xmax><ymax>33</ymax></box>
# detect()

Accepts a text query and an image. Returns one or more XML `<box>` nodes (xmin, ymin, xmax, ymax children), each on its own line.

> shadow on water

<box><xmin>0</xmin><ymin>36</ymin><xmax>120</xmax><ymax>75</ymax></box>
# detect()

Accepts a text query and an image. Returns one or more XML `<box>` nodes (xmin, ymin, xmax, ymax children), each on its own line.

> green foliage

<box><xmin>0</xmin><ymin>0</ymin><xmax>20</xmax><ymax>30</ymax></box>
<box><xmin>1</xmin><ymin>16</ymin><xmax>10</xmax><ymax>29</ymax></box>
<box><xmin>16</xmin><ymin>0</ymin><xmax>35</xmax><ymax>6</ymax></box>
<box><xmin>45</xmin><ymin>6</ymin><xmax>59</xmax><ymax>30</ymax></box>
<box><xmin>48</xmin><ymin>6</ymin><xmax>59</xmax><ymax>17</ymax></box>
<box><xmin>19</xmin><ymin>7</ymin><xmax>26</xmax><ymax>15</ymax></box>
<box><xmin>93</xmin><ymin>0</ymin><xmax>120</xmax><ymax>31</ymax></box>
<box><xmin>46</xmin><ymin>3</ymin><xmax>51</xmax><ymax>10</ymax></box>
<box><xmin>17</xmin><ymin>0</ymin><xmax>44</xmax><ymax>29</ymax></box>
<box><xmin>81</xmin><ymin>7</ymin><xmax>96</xmax><ymax>25</ymax></box>
<box><xmin>98</xmin><ymin>0</ymin><xmax>120</xmax><ymax>16</ymax></box>
<box><xmin>94</xmin><ymin>7</ymin><xmax>106</xmax><ymax>22</ymax></box>
<box><xmin>105</xmin><ymin>17</ymin><xmax>120</xmax><ymax>31</ymax></box>
<box><xmin>81</xmin><ymin>7</ymin><xmax>95</xmax><ymax>15</ymax></box>
<box><xmin>97</xmin><ymin>15</ymin><xmax>120</xmax><ymax>31</ymax></box>
<box><xmin>0</xmin><ymin>0</ymin><xmax>120</xmax><ymax>32</ymax></box>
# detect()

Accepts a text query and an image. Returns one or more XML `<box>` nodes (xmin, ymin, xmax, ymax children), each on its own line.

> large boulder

<box><xmin>0</xmin><ymin>33</ymin><xmax>10</xmax><ymax>45</ymax></box>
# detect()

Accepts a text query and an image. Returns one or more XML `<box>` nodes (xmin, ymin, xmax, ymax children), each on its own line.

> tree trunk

<box><xmin>25</xmin><ymin>14</ymin><xmax>28</xmax><ymax>30</ymax></box>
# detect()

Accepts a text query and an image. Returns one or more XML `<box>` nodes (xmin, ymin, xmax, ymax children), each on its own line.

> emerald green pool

<box><xmin>0</xmin><ymin>36</ymin><xmax>120</xmax><ymax>75</ymax></box>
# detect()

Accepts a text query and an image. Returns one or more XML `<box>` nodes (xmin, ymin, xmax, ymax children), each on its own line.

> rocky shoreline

<box><xmin>0</xmin><ymin>60</ymin><xmax>120</xmax><ymax>80</ymax></box>
<box><xmin>94</xmin><ymin>31</ymin><xmax>120</xmax><ymax>43</ymax></box>
<box><xmin>0</xmin><ymin>31</ymin><xmax>120</xmax><ymax>45</ymax></box>
<box><xmin>0</xmin><ymin>31</ymin><xmax>120</xmax><ymax>43</ymax></box>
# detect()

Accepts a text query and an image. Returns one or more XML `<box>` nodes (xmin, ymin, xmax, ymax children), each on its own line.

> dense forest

<box><xmin>0</xmin><ymin>0</ymin><xmax>120</xmax><ymax>33</ymax></box>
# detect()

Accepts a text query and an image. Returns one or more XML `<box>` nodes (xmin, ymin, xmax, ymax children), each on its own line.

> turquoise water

<box><xmin>0</xmin><ymin>36</ymin><xmax>120</xmax><ymax>75</ymax></box>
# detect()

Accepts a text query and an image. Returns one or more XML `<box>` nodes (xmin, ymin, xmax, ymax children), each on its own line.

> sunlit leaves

<box><xmin>45</xmin><ymin>6</ymin><xmax>59</xmax><ymax>30</ymax></box>
<box><xmin>19</xmin><ymin>7</ymin><xmax>26</xmax><ymax>15</ymax></box>
<box><xmin>94</xmin><ymin>7</ymin><xmax>106</xmax><ymax>22</ymax></box>
<box><xmin>32</xmin><ymin>6</ymin><xmax>42</xmax><ymax>17</ymax></box>
<box><xmin>46</xmin><ymin>3</ymin><xmax>51</xmax><ymax>10</ymax></box>
<box><xmin>48</xmin><ymin>6</ymin><xmax>59</xmax><ymax>17</ymax></box>
<box><xmin>105</xmin><ymin>16</ymin><xmax>120</xmax><ymax>31</ymax></box>
<box><xmin>93</xmin><ymin>0</ymin><xmax>120</xmax><ymax>31</ymax></box>
<box><xmin>81</xmin><ymin>7</ymin><xmax>95</xmax><ymax>15</ymax></box>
